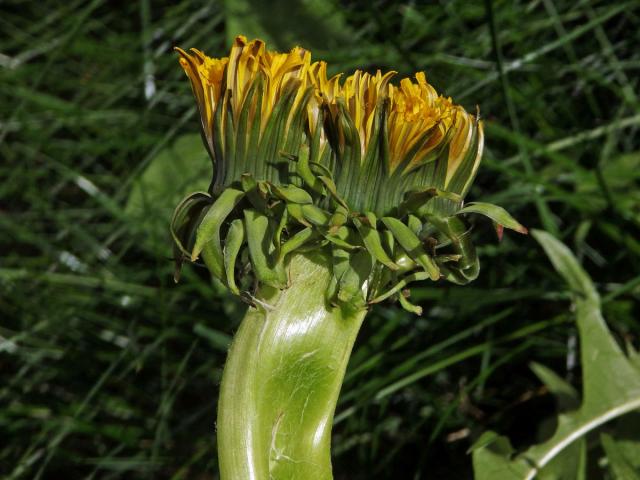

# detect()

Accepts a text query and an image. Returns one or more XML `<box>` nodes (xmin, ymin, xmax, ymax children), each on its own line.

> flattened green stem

<box><xmin>217</xmin><ymin>252</ymin><xmax>368</xmax><ymax>480</ymax></box>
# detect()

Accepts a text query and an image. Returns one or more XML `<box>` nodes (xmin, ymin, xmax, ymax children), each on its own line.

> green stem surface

<box><xmin>217</xmin><ymin>252</ymin><xmax>368</xmax><ymax>480</ymax></box>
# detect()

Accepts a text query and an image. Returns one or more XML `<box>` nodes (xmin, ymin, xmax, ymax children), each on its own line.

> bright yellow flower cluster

<box><xmin>177</xmin><ymin>36</ymin><xmax>314</xmax><ymax>155</ymax></box>
<box><xmin>311</xmin><ymin>67</ymin><xmax>395</xmax><ymax>158</ymax></box>
<box><xmin>171</xmin><ymin>36</ymin><xmax>519</xmax><ymax>311</ymax></box>
<box><xmin>176</xmin><ymin>35</ymin><xmax>482</xmax><ymax>193</ymax></box>
<box><xmin>389</xmin><ymin>73</ymin><xmax>454</xmax><ymax>170</ymax></box>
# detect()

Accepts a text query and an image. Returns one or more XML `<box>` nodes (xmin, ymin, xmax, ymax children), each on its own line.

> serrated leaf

<box><xmin>530</xmin><ymin>362</ymin><xmax>579</xmax><ymax>411</ymax></box>
<box><xmin>472</xmin><ymin>230</ymin><xmax>640</xmax><ymax>480</ymax></box>
<box><xmin>472</xmin><ymin>424</ymin><xmax>588</xmax><ymax>480</ymax></box>
<box><xmin>533</xmin><ymin>230</ymin><xmax>599</xmax><ymax>303</ymax></box>
<box><xmin>537</xmin><ymin>438</ymin><xmax>586</xmax><ymax>480</ymax></box>
<box><xmin>471</xmin><ymin>432</ymin><xmax>529</xmax><ymax>480</ymax></box>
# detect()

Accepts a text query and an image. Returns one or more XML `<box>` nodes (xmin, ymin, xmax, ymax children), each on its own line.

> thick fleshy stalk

<box><xmin>217</xmin><ymin>252</ymin><xmax>367</xmax><ymax>480</ymax></box>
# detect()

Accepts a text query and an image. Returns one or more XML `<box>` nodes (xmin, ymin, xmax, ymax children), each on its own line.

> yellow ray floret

<box><xmin>388</xmin><ymin>72</ymin><xmax>456</xmax><ymax>171</ymax></box>
<box><xmin>310</xmin><ymin>67</ymin><xmax>395</xmax><ymax>157</ymax></box>
<box><xmin>309</xmin><ymin>66</ymin><xmax>480</xmax><ymax>179</ymax></box>
<box><xmin>175</xmin><ymin>48</ymin><xmax>229</xmax><ymax>153</ymax></box>
<box><xmin>176</xmin><ymin>35</ymin><xmax>314</xmax><ymax>155</ymax></box>
<box><xmin>176</xmin><ymin>35</ymin><xmax>482</xmax><ymax>196</ymax></box>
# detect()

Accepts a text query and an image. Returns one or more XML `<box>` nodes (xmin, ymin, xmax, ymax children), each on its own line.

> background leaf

<box><xmin>601</xmin><ymin>433</ymin><xmax>640</xmax><ymax>480</ymax></box>
<box><xmin>125</xmin><ymin>133</ymin><xmax>210</xmax><ymax>252</ymax></box>
<box><xmin>472</xmin><ymin>230</ymin><xmax>640</xmax><ymax>479</ymax></box>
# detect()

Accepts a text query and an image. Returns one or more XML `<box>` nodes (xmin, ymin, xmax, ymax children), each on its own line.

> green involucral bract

<box><xmin>171</xmin><ymin>36</ymin><xmax>526</xmax><ymax>312</ymax></box>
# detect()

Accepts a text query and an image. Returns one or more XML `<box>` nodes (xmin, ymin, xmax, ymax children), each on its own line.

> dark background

<box><xmin>1</xmin><ymin>0</ymin><xmax>639</xmax><ymax>478</ymax></box>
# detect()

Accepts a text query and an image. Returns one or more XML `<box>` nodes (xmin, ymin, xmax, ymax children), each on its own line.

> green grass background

<box><xmin>1</xmin><ymin>0</ymin><xmax>639</xmax><ymax>478</ymax></box>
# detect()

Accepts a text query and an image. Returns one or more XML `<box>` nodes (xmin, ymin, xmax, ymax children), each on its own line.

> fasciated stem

<box><xmin>217</xmin><ymin>252</ymin><xmax>368</xmax><ymax>480</ymax></box>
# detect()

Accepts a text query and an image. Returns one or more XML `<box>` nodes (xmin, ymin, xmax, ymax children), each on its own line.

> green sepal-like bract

<box><xmin>192</xmin><ymin>188</ymin><xmax>245</xmax><ymax>274</ymax></box>
<box><xmin>172</xmin><ymin>41</ymin><xmax>525</xmax><ymax>312</ymax></box>
<box><xmin>170</xmin><ymin>154</ymin><xmax>524</xmax><ymax>312</ymax></box>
